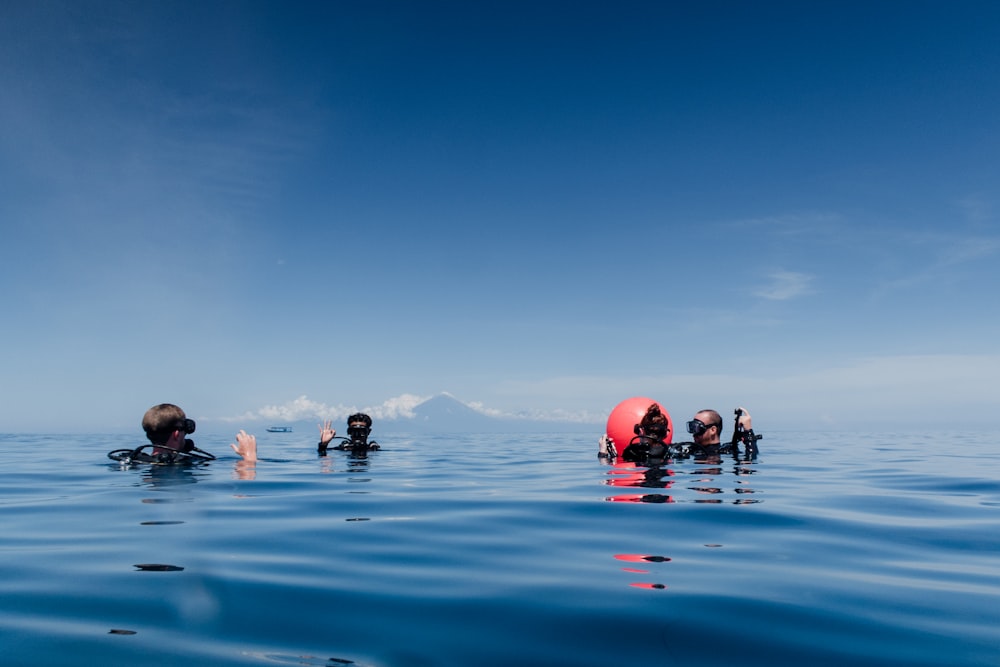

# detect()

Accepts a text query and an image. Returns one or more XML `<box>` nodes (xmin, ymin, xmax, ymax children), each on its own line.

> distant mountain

<box><xmin>408</xmin><ymin>394</ymin><xmax>493</xmax><ymax>428</ymax></box>
<box><xmin>396</xmin><ymin>393</ymin><xmax>596</xmax><ymax>433</ymax></box>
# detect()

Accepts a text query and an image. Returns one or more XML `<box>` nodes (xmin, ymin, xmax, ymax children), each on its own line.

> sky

<box><xmin>2</xmin><ymin>1</ymin><xmax>999</xmax><ymax>433</ymax></box>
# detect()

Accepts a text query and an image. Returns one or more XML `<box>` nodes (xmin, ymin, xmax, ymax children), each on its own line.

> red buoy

<box><xmin>605</xmin><ymin>396</ymin><xmax>673</xmax><ymax>452</ymax></box>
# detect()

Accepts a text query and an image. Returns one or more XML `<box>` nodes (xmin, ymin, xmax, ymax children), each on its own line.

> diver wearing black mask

<box><xmin>108</xmin><ymin>403</ymin><xmax>218</xmax><ymax>465</ymax></box>
<box><xmin>318</xmin><ymin>413</ymin><xmax>380</xmax><ymax>455</ymax></box>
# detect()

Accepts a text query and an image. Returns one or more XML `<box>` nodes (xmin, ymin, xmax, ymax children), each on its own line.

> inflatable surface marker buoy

<box><xmin>605</xmin><ymin>396</ymin><xmax>673</xmax><ymax>452</ymax></box>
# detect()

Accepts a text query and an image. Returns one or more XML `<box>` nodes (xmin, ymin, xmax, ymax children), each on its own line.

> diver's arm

<box><xmin>318</xmin><ymin>420</ymin><xmax>336</xmax><ymax>455</ymax></box>
<box><xmin>598</xmin><ymin>434</ymin><xmax>616</xmax><ymax>458</ymax></box>
<box><xmin>736</xmin><ymin>407</ymin><xmax>752</xmax><ymax>431</ymax></box>
<box><xmin>733</xmin><ymin>407</ymin><xmax>760</xmax><ymax>456</ymax></box>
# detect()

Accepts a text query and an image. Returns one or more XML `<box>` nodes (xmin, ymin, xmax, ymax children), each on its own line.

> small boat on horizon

<box><xmin>266</xmin><ymin>426</ymin><xmax>293</xmax><ymax>433</ymax></box>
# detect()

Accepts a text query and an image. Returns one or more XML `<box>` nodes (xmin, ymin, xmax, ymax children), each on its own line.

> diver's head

<box><xmin>346</xmin><ymin>412</ymin><xmax>373</xmax><ymax>444</ymax></box>
<box><xmin>638</xmin><ymin>403</ymin><xmax>669</xmax><ymax>442</ymax></box>
<box><xmin>142</xmin><ymin>403</ymin><xmax>196</xmax><ymax>445</ymax></box>
<box><xmin>687</xmin><ymin>409</ymin><xmax>722</xmax><ymax>445</ymax></box>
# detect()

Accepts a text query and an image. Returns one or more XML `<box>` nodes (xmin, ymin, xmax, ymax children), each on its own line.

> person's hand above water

<box><xmin>598</xmin><ymin>434</ymin><xmax>617</xmax><ymax>458</ymax></box>
<box><xmin>318</xmin><ymin>420</ymin><xmax>336</xmax><ymax>446</ymax></box>
<box><xmin>735</xmin><ymin>407</ymin><xmax>752</xmax><ymax>431</ymax></box>
<box><xmin>230</xmin><ymin>430</ymin><xmax>257</xmax><ymax>462</ymax></box>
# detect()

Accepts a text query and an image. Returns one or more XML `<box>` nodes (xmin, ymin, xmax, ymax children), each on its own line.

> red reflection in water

<box><xmin>605</xmin><ymin>463</ymin><xmax>675</xmax><ymax>489</ymax></box>
<box><xmin>605</xmin><ymin>493</ymin><xmax>675</xmax><ymax>503</ymax></box>
<box><xmin>615</xmin><ymin>554</ymin><xmax>672</xmax><ymax>589</ymax></box>
<box><xmin>614</xmin><ymin>554</ymin><xmax>672</xmax><ymax>564</ymax></box>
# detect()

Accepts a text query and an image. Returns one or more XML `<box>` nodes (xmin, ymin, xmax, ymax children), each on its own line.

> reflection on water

<box><xmin>602</xmin><ymin>453</ymin><xmax>759</xmax><ymax>504</ymax></box>
<box><xmin>614</xmin><ymin>553</ymin><xmax>673</xmax><ymax>589</ymax></box>
<box><xmin>138</xmin><ymin>464</ymin><xmax>203</xmax><ymax>488</ymax></box>
<box><xmin>1</xmin><ymin>432</ymin><xmax>999</xmax><ymax>666</ymax></box>
<box><xmin>133</xmin><ymin>563</ymin><xmax>185</xmax><ymax>572</ymax></box>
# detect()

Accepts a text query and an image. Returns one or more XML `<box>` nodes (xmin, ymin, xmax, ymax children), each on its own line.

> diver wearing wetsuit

<box><xmin>318</xmin><ymin>413</ymin><xmax>380</xmax><ymax>456</ymax></box>
<box><xmin>619</xmin><ymin>403</ymin><xmax>672</xmax><ymax>464</ymax></box>
<box><xmin>618</xmin><ymin>407</ymin><xmax>760</xmax><ymax>465</ymax></box>
<box><xmin>109</xmin><ymin>403</ymin><xmax>220</xmax><ymax>464</ymax></box>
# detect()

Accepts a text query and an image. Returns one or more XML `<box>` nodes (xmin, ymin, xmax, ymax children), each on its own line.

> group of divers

<box><xmin>108</xmin><ymin>402</ymin><xmax>762</xmax><ymax>469</ymax></box>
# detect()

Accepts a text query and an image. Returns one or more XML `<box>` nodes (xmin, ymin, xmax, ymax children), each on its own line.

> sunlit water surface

<box><xmin>1</xmin><ymin>431</ymin><xmax>998</xmax><ymax>666</ymax></box>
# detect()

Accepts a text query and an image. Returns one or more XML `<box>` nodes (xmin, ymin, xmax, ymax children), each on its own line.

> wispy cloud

<box><xmin>871</xmin><ymin>231</ymin><xmax>1000</xmax><ymax>298</ymax></box>
<box><xmin>752</xmin><ymin>270</ymin><xmax>814</xmax><ymax>300</ymax></box>
<box><xmin>938</xmin><ymin>236</ymin><xmax>1000</xmax><ymax>266</ymax></box>
<box><xmin>724</xmin><ymin>211</ymin><xmax>846</xmax><ymax>239</ymax></box>
<box><xmin>957</xmin><ymin>195</ymin><xmax>993</xmax><ymax>225</ymax></box>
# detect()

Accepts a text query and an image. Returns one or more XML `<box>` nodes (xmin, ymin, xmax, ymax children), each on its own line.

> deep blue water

<box><xmin>1</xmin><ymin>431</ymin><xmax>998</xmax><ymax>666</ymax></box>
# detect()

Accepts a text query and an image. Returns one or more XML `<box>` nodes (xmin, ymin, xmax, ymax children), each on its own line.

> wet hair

<box><xmin>696</xmin><ymin>409</ymin><xmax>723</xmax><ymax>432</ymax></box>
<box><xmin>640</xmin><ymin>404</ymin><xmax>669</xmax><ymax>440</ymax></box>
<box><xmin>347</xmin><ymin>413</ymin><xmax>372</xmax><ymax>428</ymax></box>
<box><xmin>142</xmin><ymin>403</ymin><xmax>186</xmax><ymax>445</ymax></box>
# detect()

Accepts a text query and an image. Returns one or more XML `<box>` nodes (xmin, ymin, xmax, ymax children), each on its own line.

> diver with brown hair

<box><xmin>107</xmin><ymin>403</ymin><xmax>257</xmax><ymax>465</ymax></box>
<box><xmin>621</xmin><ymin>403</ymin><xmax>672</xmax><ymax>463</ymax></box>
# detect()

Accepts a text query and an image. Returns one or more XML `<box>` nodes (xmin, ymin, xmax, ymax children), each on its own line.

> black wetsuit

<box><xmin>318</xmin><ymin>439</ymin><xmax>380</xmax><ymax>456</ymax></box>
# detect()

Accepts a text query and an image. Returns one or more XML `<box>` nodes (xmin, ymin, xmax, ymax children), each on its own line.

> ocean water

<box><xmin>1</xmin><ymin>430</ymin><xmax>998</xmax><ymax>667</ymax></box>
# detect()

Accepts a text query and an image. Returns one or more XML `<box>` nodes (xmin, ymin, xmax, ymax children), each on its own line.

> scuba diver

<box><xmin>107</xmin><ymin>403</ymin><xmax>258</xmax><ymax>465</ymax></box>
<box><xmin>610</xmin><ymin>406</ymin><xmax>761</xmax><ymax>465</ymax></box>
<box><xmin>674</xmin><ymin>407</ymin><xmax>760</xmax><ymax>460</ymax></box>
<box><xmin>620</xmin><ymin>403</ymin><xmax>672</xmax><ymax>464</ymax></box>
<box><xmin>318</xmin><ymin>413</ymin><xmax>380</xmax><ymax>456</ymax></box>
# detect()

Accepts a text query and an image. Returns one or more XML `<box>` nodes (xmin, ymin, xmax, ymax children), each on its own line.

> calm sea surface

<box><xmin>1</xmin><ymin>431</ymin><xmax>998</xmax><ymax>666</ymax></box>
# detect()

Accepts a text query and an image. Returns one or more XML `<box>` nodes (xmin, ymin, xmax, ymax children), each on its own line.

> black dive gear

<box><xmin>687</xmin><ymin>418</ymin><xmax>722</xmax><ymax>436</ymax></box>
<box><xmin>141</xmin><ymin>418</ymin><xmax>197</xmax><ymax>448</ymax></box>
<box><xmin>731</xmin><ymin>408</ymin><xmax>761</xmax><ymax>458</ymax></box>
<box><xmin>108</xmin><ymin>438</ymin><xmax>216</xmax><ymax>465</ymax></box>
<box><xmin>621</xmin><ymin>435</ymin><xmax>671</xmax><ymax>464</ymax></box>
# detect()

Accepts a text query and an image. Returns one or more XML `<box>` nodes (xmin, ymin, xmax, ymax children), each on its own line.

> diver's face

<box><xmin>690</xmin><ymin>412</ymin><xmax>719</xmax><ymax>445</ymax></box>
<box><xmin>347</xmin><ymin>422</ymin><xmax>370</xmax><ymax>443</ymax></box>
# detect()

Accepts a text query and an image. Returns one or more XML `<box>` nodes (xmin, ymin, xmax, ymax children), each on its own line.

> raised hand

<box><xmin>230</xmin><ymin>429</ymin><xmax>258</xmax><ymax>462</ymax></box>
<box><xmin>317</xmin><ymin>420</ymin><xmax>336</xmax><ymax>446</ymax></box>
<box><xmin>735</xmin><ymin>407</ymin><xmax>752</xmax><ymax>431</ymax></box>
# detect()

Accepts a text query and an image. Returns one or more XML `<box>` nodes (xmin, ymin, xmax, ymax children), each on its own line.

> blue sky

<box><xmin>2</xmin><ymin>1</ymin><xmax>998</xmax><ymax>433</ymax></box>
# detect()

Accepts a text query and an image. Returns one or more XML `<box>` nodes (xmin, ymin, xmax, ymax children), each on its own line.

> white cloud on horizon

<box><xmin>220</xmin><ymin>352</ymin><xmax>1000</xmax><ymax>431</ymax></box>
<box><xmin>223</xmin><ymin>393</ymin><xmax>431</xmax><ymax>424</ymax></box>
<box><xmin>225</xmin><ymin>392</ymin><xmax>606</xmax><ymax>426</ymax></box>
